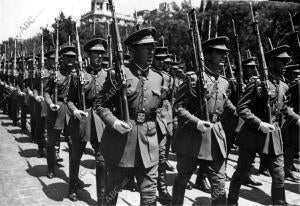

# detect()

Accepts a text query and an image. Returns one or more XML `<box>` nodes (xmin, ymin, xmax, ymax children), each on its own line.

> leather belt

<box><xmin>130</xmin><ymin>111</ymin><xmax>156</xmax><ymax>123</ymax></box>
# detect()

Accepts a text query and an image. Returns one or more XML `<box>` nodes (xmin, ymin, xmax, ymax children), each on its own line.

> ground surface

<box><xmin>0</xmin><ymin>112</ymin><xmax>299</xmax><ymax>206</ymax></box>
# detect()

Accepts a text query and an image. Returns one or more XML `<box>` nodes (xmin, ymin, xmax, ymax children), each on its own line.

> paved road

<box><xmin>0</xmin><ymin>112</ymin><xmax>299</xmax><ymax>206</ymax></box>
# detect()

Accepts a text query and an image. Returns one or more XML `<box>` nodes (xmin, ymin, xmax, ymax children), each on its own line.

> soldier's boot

<box><xmin>271</xmin><ymin>187</ymin><xmax>287</xmax><ymax>205</ymax></box>
<box><xmin>242</xmin><ymin>173</ymin><xmax>262</xmax><ymax>186</ymax></box>
<box><xmin>157</xmin><ymin>163</ymin><xmax>172</xmax><ymax>205</ymax></box>
<box><xmin>171</xmin><ymin>177</ymin><xmax>186</xmax><ymax>205</ymax></box>
<box><xmin>68</xmin><ymin>180</ymin><xmax>78</xmax><ymax>202</ymax></box>
<box><xmin>124</xmin><ymin>169</ymin><xmax>138</xmax><ymax>192</ymax></box>
<box><xmin>194</xmin><ymin>173</ymin><xmax>211</xmax><ymax>193</ymax></box>
<box><xmin>55</xmin><ymin>146</ymin><xmax>63</xmax><ymax>162</ymax></box>
<box><xmin>46</xmin><ymin>145</ymin><xmax>56</xmax><ymax>179</ymax></box>
<box><xmin>165</xmin><ymin>139</ymin><xmax>175</xmax><ymax>172</ymax></box>
<box><xmin>38</xmin><ymin>145</ymin><xmax>45</xmax><ymax>158</ymax></box>
<box><xmin>96</xmin><ymin>153</ymin><xmax>106</xmax><ymax>206</ymax></box>
<box><xmin>211</xmin><ymin>192</ymin><xmax>227</xmax><ymax>206</ymax></box>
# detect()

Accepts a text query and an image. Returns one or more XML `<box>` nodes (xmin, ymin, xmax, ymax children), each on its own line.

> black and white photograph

<box><xmin>0</xmin><ymin>0</ymin><xmax>299</xmax><ymax>205</ymax></box>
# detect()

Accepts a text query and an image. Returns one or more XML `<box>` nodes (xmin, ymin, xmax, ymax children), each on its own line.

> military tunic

<box><xmin>44</xmin><ymin>70</ymin><xmax>72</xmax><ymax>172</ymax></box>
<box><xmin>228</xmin><ymin>75</ymin><xmax>299</xmax><ymax>205</ymax></box>
<box><xmin>173</xmin><ymin>70</ymin><xmax>236</xmax><ymax>205</ymax></box>
<box><xmin>67</xmin><ymin>67</ymin><xmax>107</xmax><ymax>199</ymax></box>
<box><xmin>94</xmin><ymin>62</ymin><xmax>163</xmax><ymax>204</ymax></box>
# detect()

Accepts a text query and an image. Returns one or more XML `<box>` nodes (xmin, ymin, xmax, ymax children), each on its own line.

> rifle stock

<box><xmin>187</xmin><ymin>9</ymin><xmax>209</xmax><ymax>121</ymax></box>
<box><xmin>232</xmin><ymin>19</ymin><xmax>243</xmax><ymax>100</ymax></box>
<box><xmin>40</xmin><ymin>34</ymin><xmax>44</xmax><ymax>96</ymax></box>
<box><xmin>75</xmin><ymin>24</ymin><xmax>86</xmax><ymax>111</ymax></box>
<box><xmin>250</xmin><ymin>2</ymin><xmax>271</xmax><ymax>123</ymax></box>
<box><xmin>108</xmin><ymin>0</ymin><xmax>130</xmax><ymax>123</ymax></box>
<box><xmin>53</xmin><ymin>23</ymin><xmax>59</xmax><ymax>105</ymax></box>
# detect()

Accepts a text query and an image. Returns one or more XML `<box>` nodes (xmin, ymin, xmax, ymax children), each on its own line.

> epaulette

<box><xmin>161</xmin><ymin>70</ymin><xmax>171</xmax><ymax>78</ymax></box>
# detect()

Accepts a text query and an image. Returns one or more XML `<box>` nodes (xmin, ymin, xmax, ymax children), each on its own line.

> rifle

<box><xmin>289</xmin><ymin>12</ymin><xmax>300</xmax><ymax>57</ymax></box>
<box><xmin>40</xmin><ymin>34</ymin><xmax>45</xmax><ymax>96</ymax></box>
<box><xmin>107</xmin><ymin>22</ymin><xmax>113</xmax><ymax>68</ymax></box>
<box><xmin>32</xmin><ymin>42</ymin><xmax>36</xmax><ymax>90</ymax></box>
<box><xmin>232</xmin><ymin>19</ymin><xmax>243</xmax><ymax>100</ymax></box>
<box><xmin>53</xmin><ymin>22</ymin><xmax>59</xmax><ymax>105</ymax></box>
<box><xmin>75</xmin><ymin>23</ymin><xmax>86</xmax><ymax>111</ymax></box>
<box><xmin>13</xmin><ymin>39</ymin><xmax>17</xmax><ymax>87</ymax></box>
<box><xmin>108</xmin><ymin>0</ymin><xmax>130</xmax><ymax>123</ymax></box>
<box><xmin>187</xmin><ymin>9</ymin><xmax>209</xmax><ymax>122</ymax></box>
<box><xmin>21</xmin><ymin>43</ymin><xmax>26</xmax><ymax>91</ymax></box>
<box><xmin>250</xmin><ymin>2</ymin><xmax>271</xmax><ymax>123</ymax></box>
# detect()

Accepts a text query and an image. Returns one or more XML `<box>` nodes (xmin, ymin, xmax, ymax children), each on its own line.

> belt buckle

<box><xmin>137</xmin><ymin>112</ymin><xmax>146</xmax><ymax>123</ymax></box>
<box><xmin>210</xmin><ymin>113</ymin><xmax>218</xmax><ymax>123</ymax></box>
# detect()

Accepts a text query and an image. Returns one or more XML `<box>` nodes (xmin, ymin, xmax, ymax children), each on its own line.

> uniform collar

<box><xmin>86</xmin><ymin>65</ymin><xmax>102</xmax><ymax>76</ymax></box>
<box><xmin>131</xmin><ymin>61</ymin><xmax>150</xmax><ymax>78</ymax></box>
<box><xmin>205</xmin><ymin>66</ymin><xmax>219</xmax><ymax>80</ymax></box>
<box><xmin>269</xmin><ymin>72</ymin><xmax>282</xmax><ymax>84</ymax></box>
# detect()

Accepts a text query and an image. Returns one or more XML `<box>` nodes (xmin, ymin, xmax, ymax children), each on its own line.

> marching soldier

<box><xmin>152</xmin><ymin>45</ymin><xmax>173</xmax><ymax>204</ymax></box>
<box><xmin>44</xmin><ymin>46</ymin><xmax>75</xmax><ymax>178</ymax></box>
<box><xmin>234</xmin><ymin>56</ymin><xmax>262</xmax><ymax>187</ymax></box>
<box><xmin>282</xmin><ymin>64</ymin><xmax>300</xmax><ymax>182</ymax></box>
<box><xmin>67</xmin><ymin>38</ymin><xmax>107</xmax><ymax>204</ymax></box>
<box><xmin>32</xmin><ymin>53</ymin><xmax>48</xmax><ymax>157</ymax></box>
<box><xmin>228</xmin><ymin>45</ymin><xmax>300</xmax><ymax>205</ymax></box>
<box><xmin>172</xmin><ymin>36</ymin><xmax>236</xmax><ymax>205</ymax></box>
<box><xmin>26</xmin><ymin>55</ymin><xmax>38</xmax><ymax>143</ymax></box>
<box><xmin>94</xmin><ymin>27</ymin><xmax>163</xmax><ymax>205</ymax></box>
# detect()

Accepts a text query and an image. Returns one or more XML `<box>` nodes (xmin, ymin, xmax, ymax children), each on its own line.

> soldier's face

<box><xmin>244</xmin><ymin>65</ymin><xmax>257</xmax><ymax>79</ymax></box>
<box><xmin>272</xmin><ymin>58</ymin><xmax>290</xmax><ymax>75</ymax></box>
<box><xmin>88</xmin><ymin>51</ymin><xmax>103</xmax><ymax>69</ymax></box>
<box><xmin>152</xmin><ymin>57</ymin><xmax>165</xmax><ymax>70</ymax></box>
<box><xmin>207</xmin><ymin>49</ymin><xmax>226</xmax><ymax>67</ymax></box>
<box><xmin>132</xmin><ymin>44</ymin><xmax>155</xmax><ymax>68</ymax></box>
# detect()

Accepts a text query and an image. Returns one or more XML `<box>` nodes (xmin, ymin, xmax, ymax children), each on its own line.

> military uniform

<box><xmin>228</xmin><ymin>45</ymin><xmax>300</xmax><ymax>205</ymax></box>
<box><xmin>67</xmin><ymin>38</ymin><xmax>107</xmax><ymax>204</ymax></box>
<box><xmin>172</xmin><ymin>36</ymin><xmax>236</xmax><ymax>205</ymax></box>
<box><xmin>152</xmin><ymin>46</ymin><xmax>173</xmax><ymax>204</ymax></box>
<box><xmin>282</xmin><ymin>64</ymin><xmax>300</xmax><ymax>182</ymax></box>
<box><xmin>32</xmin><ymin>54</ymin><xmax>49</xmax><ymax>157</ymax></box>
<box><xmin>44</xmin><ymin>46</ymin><xmax>75</xmax><ymax>178</ymax></box>
<box><xmin>94</xmin><ymin>27</ymin><xmax>163</xmax><ymax>205</ymax></box>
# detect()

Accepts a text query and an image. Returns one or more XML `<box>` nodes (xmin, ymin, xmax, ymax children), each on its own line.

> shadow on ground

<box><xmin>81</xmin><ymin>159</ymin><xmax>96</xmax><ymax>170</ymax></box>
<box><xmin>239</xmin><ymin>187</ymin><xmax>270</xmax><ymax>205</ymax></box>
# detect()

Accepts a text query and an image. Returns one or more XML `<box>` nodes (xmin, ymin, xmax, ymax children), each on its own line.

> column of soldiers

<box><xmin>0</xmin><ymin>3</ymin><xmax>300</xmax><ymax>206</ymax></box>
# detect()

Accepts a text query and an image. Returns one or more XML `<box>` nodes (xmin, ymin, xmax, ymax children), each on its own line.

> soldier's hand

<box><xmin>197</xmin><ymin>120</ymin><xmax>213</xmax><ymax>132</ymax></box>
<box><xmin>50</xmin><ymin>103</ymin><xmax>60</xmax><ymax>111</ymax></box>
<box><xmin>259</xmin><ymin>122</ymin><xmax>275</xmax><ymax>133</ymax></box>
<box><xmin>113</xmin><ymin>119</ymin><xmax>132</xmax><ymax>134</ymax></box>
<box><xmin>35</xmin><ymin>96</ymin><xmax>44</xmax><ymax>102</ymax></box>
<box><xmin>73</xmin><ymin>109</ymin><xmax>88</xmax><ymax>120</ymax></box>
<box><xmin>296</xmin><ymin>118</ymin><xmax>300</xmax><ymax>127</ymax></box>
<box><xmin>28</xmin><ymin>90</ymin><xmax>34</xmax><ymax>96</ymax></box>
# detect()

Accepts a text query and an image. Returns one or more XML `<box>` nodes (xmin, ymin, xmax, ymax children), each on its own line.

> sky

<box><xmin>0</xmin><ymin>0</ymin><xmax>200</xmax><ymax>42</ymax></box>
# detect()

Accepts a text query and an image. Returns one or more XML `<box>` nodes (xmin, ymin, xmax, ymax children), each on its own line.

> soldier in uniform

<box><xmin>44</xmin><ymin>46</ymin><xmax>75</xmax><ymax>178</ymax></box>
<box><xmin>32</xmin><ymin>53</ymin><xmax>48</xmax><ymax>157</ymax></box>
<box><xmin>172</xmin><ymin>36</ymin><xmax>236</xmax><ymax>205</ymax></box>
<box><xmin>282</xmin><ymin>64</ymin><xmax>300</xmax><ymax>182</ymax></box>
<box><xmin>152</xmin><ymin>45</ymin><xmax>173</xmax><ymax>204</ymax></box>
<box><xmin>67</xmin><ymin>38</ymin><xmax>107</xmax><ymax>204</ymax></box>
<box><xmin>235</xmin><ymin>56</ymin><xmax>263</xmax><ymax>187</ymax></box>
<box><xmin>94</xmin><ymin>27</ymin><xmax>163</xmax><ymax>205</ymax></box>
<box><xmin>228</xmin><ymin>45</ymin><xmax>300</xmax><ymax>205</ymax></box>
<box><xmin>26</xmin><ymin>55</ymin><xmax>39</xmax><ymax>143</ymax></box>
<box><xmin>7</xmin><ymin>57</ymin><xmax>19</xmax><ymax>126</ymax></box>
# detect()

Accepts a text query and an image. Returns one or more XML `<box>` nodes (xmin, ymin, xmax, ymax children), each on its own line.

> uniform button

<box><xmin>144</xmin><ymin>98</ymin><xmax>146</xmax><ymax>101</ymax></box>
<box><xmin>144</xmin><ymin>88</ymin><xmax>147</xmax><ymax>91</ymax></box>
<box><xmin>142</xmin><ymin>108</ymin><xmax>145</xmax><ymax>111</ymax></box>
